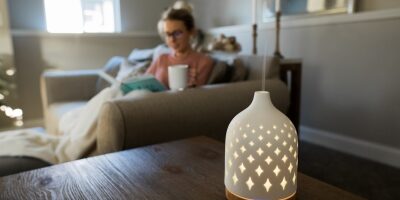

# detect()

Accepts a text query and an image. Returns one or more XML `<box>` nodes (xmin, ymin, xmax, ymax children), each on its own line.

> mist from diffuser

<box><xmin>225</xmin><ymin>91</ymin><xmax>298</xmax><ymax>199</ymax></box>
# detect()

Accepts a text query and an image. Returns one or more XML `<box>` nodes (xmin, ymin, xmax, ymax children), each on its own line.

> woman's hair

<box><xmin>163</xmin><ymin>8</ymin><xmax>195</xmax><ymax>31</ymax></box>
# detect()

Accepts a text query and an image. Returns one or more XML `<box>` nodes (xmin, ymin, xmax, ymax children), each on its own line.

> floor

<box><xmin>299</xmin><ymin>141</ymin><xmax>400</xmax><ymax>200</ymax></box>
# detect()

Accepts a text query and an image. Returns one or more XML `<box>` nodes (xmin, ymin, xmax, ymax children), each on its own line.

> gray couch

<box><xmin>0</xmin><ymin>55</ymin><xmax>291</xmax><ymax>177</ymax></box>
<box><xmin>40</xmin><ymin>54</ymin><xmax>290</xmax><ymax>157</ymax></box>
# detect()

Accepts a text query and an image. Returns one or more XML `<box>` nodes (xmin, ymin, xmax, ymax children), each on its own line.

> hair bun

<box><xmin>172</xmin><ymin>1</ymin><xmax>194</xmax><ymax>14</ymax></box>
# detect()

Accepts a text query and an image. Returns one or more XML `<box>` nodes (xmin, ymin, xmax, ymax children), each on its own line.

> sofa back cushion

<box><xmin>238</xmin><ymin>55</ymin><xmax>280</xmax><ymax>80</ymax></box>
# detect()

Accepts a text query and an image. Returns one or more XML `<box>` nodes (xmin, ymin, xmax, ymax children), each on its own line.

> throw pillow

<box><xmin>209</xmin><ymin>51</ymin><xmax>236</xmax><ymax>65</ymax></box>
<box><xmin>128</xmin><ymin>48</ymin><xmax>154</xmax><ymax>63</ymax></box>
<box><xmin>116</xmin><ymin>59</ymin><xmax>151</xmax><ymax>82</ymax></box>
<box><xmin>153</xmin><ymin>44</ymin><xmax>171</xmax><ymax>60</ymax></box>
<box><xmin>96</xmin><ymin>56</ymin><xmax>125</xmax><ymax>93</ymax></box>
<box><xmin>207</xmin><ymin>60</ymin><xmax>228</xmax><ymax>84</ymax></box>
<box><xmin>229</xmin><ymin>58</ymin><xmax>248</xmax><ymax>82</ymax></box>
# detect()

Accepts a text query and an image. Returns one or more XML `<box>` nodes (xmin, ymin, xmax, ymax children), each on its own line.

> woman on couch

<box><xmin>146</xmin><ymin>8</ymin><xmax>213</xmax><ymax>89</ymax></box>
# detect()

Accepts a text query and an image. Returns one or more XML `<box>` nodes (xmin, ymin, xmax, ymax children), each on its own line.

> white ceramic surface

<box><xmin>168</xmin><ymin>64</ymin><xmax>188</xmax><ymax>90</ymax></box>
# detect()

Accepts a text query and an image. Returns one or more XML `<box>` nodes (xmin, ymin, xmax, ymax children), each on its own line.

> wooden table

<box><xmin>0</xmin><ymin>136</ymin><xmax>364</xmax><ymax>200</ymax></box>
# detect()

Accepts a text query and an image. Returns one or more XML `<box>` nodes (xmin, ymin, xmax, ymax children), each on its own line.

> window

<box><xmin>44</xmin><ymin>0</ymin><xmax>120</xmax><ymax>33</ymax></box>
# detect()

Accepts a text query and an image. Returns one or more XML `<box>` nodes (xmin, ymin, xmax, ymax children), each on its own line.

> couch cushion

<box><xmin>47</xmin><ymin>101</ymin><xmax>87</xmax><ymax>135</ymax></box>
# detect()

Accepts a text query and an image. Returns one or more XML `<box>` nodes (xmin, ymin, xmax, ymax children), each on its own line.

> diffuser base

<box><xmin>226</xmin><ymin>188</ymin><xmax>296</xmax><ymax>200</ymax></box>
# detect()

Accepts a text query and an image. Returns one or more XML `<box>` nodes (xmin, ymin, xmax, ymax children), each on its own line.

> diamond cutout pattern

<box><xmin>234</xmin><ymin>151</ymin><xmax>239</xmax><ymax>159</ymax></box>
<box><xmin>293</xmin><ymin>174</ymin><xmax>297</xmax><ymax>184</ymax></box>
<box><xmin>273</xmin><ymin>166</ymin><xmax>281</xmax><ymax>176</ymax></box>
<box><xmin>247</xmin><ymin>155</ymin><xmax>255</xmax><ymax>163</ymax></box>
<box><xmin>265</xmin><ymin>156</ymin><xmax>273</xmax><ymax>165</ymax></box>
<box><xmin>274</xmin><ymin>148</ymin><xmax>281</xmax><ymax>156</ymax></box>
<box><xmin>281</xmin><ymin>177</ymin><xmax>287</xmax><ymax>190</ymax></box>
<box><xmin>239</xmin><ymin>163</ymin><xmax>246</xmax><ymax>173</ymax></box>
<box><xmin>227</xmin><ymin>123</ymin><xmax>298</xmax><ymax>194</ymax></box>
<box><xmin>256</xmin><ymin>148</ymin><xmax>264</xmax><ymax>156</ymax></box>
<box><xmin>288</xmin><ymin>163</ymin><xmax>293</xmax><ymax>173</ymax></box>
<box><xmin>232</xmin><ymin>173</ymin><xmax>238</xmax><ymax>185</ymax></box>
<box><xmin>240</xmin><ymin>146</ymin><xmax>246</xmax><ymax>153</ymax></box>
<box><xmin>264</xmin><ymin>179</ymin><xmax>272</xmax><ymax>192</ymax></box>
<box><xmin>246</xmin><ymin>177</ymin><xmax>254</xmax><ymax>191</ymax></box>
<box><xmin>255</xmin><ymin>165</ymin><xmax>264</xmax><ymax>176</ymax></box>
<box><xmin>282</xmin><ymin>155</ymin><xmax>288</xmax><ymax>163</ymax></box>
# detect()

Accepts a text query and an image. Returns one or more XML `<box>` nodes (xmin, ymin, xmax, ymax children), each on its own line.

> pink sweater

<box><xmin>146</xmin><ymin>51</ymin><xmax>214</xmax><ymax>88</ymax></box>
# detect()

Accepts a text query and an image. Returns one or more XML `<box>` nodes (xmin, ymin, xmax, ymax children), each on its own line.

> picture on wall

<box><xmin>262</xmin><ymin>0</ymin><xmax>356</xmax><ymax>22</ymax></box>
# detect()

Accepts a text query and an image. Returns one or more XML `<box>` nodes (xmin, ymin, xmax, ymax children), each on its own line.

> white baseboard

<box><xmin>300</xmin><ymin>126</ymin><xmax>400</xmax><ymax>168</ymax></box>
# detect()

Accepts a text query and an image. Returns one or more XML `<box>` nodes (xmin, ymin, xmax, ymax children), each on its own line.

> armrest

<box><xmin>279</xmin><ymin>59</ymin><xmax>302</xmax><ymax>132</ymax></box>
<box><xmin>96</xmin><ymin>79</ymin><xmax>289</xmax><ymax>154</ymax></box>
<box><xmin>40</xmin><ymin>69</ymin><xmax>100</xmax><ymax>107</ymax></box>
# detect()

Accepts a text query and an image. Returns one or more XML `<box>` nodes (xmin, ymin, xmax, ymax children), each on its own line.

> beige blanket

<box><xmin>0</xmin><ymin>86</ymin><xmax>150</xmax><ymax>164</ymax></box>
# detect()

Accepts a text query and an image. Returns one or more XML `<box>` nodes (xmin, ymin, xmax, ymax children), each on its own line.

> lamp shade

<box><xmin>225</xmin><ymin>91</ymin><xmax>298</xmax><ymax>200</ymax></box>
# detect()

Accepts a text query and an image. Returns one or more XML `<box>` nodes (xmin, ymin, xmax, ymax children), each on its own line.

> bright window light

<box><xmin>44</xmin><ymin>0</ymin><xmax>120</xmax><ymax>33</ymax></box>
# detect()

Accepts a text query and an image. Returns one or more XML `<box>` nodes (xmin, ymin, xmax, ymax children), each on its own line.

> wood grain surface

<box><xmin>0</xmin><ymin>136</ymin><xmax>365</xmax><ymax>200</ymax></box>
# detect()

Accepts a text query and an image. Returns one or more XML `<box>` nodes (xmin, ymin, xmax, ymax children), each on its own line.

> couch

<box><xmin>40</xmin><ymin>54</ymin><xmax>300</xmax><ymax>157</ymax></box>
<box><xmin>0</xmin><ymin>54</ymin><xmax>298</xmax><ymax>177</ymax></box>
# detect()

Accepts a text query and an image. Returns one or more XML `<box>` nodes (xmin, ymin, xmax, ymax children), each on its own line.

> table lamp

<box><xmin>225</xmin><ymin>91</ymin><xmax>298</xmax><ymax>199</ymax></box>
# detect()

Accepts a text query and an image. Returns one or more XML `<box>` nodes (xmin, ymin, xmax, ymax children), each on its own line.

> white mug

<box><xmin>168</xmin><ymin>65</ymin><xmax>189</xmax><ymax>91</ymax></box>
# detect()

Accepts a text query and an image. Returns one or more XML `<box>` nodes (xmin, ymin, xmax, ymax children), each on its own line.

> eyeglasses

<box><xmin>164</xmin><ymin>30</ymin><xmax>184</xmax><ymax>40</ymax></box>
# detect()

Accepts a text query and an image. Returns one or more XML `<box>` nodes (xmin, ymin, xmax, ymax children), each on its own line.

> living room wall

<box><xmin>191</xmin><ymin>0</ymin><xmax>400</xmax><ymax>29</ymax></box>
<box><xmin>6</xmin><ymin>0</ymin><xmax>173</xmax><ymax>122</ymax></box>
<box><xmin>190</xmin><ymin>0</ymin><xmax>400</xmax><ymax>167</ymax></box>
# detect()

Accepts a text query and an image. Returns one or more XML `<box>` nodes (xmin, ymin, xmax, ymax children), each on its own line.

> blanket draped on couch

<box><xmin>0</xmin><ymin>86</ymin><xmax>150</xmax><ymax>164</ymax></box>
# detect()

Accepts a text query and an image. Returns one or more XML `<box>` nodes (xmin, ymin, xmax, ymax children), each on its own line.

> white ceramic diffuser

<box><xmin>225</xmin><ymin>91</ymin><xmax>298</xmax><ymax>200</ymax></box>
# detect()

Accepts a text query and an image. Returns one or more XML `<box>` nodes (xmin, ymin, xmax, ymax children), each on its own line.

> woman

<box><xmin>146</xmin><ymin>9</ymin><xmax>213</xmax><ymax>89</ymax></box>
